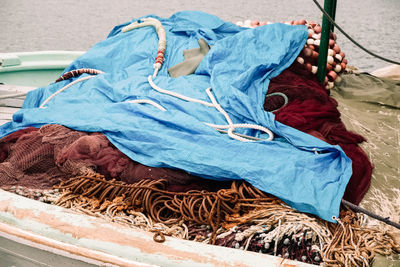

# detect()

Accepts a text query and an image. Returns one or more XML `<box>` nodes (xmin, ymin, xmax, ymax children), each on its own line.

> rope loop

<box><xmin>151</xmin><ymin>229</ymin><xmax>166</xmax><ymax>243</ymax></box>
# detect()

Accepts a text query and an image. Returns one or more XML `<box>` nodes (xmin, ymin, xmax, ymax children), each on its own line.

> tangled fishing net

<box><xmin>24</xmin><ymin>173</ymin><xmax>393</xmax><ymax>266</ymax></box>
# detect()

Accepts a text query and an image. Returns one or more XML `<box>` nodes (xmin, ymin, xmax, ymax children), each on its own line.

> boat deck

<box><xmin>0</xmin><ymin>84</ymin><xmax>33</xmax><ymax>125</ymax></box>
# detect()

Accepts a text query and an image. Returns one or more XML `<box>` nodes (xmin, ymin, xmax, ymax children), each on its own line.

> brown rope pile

<box><xmin>55</xmin><ymin>173</ymin><xmax>282</xmax><ymax>243</ymax></box>
<box><xmin>323</xmin><ymin>210</ymin><xmax>399</xmax><ymax>266</ymax></box>
<box><xmin>54</xmin><ymin>173</ymin><xmax>399</xmax><ymax>266</ymax></box>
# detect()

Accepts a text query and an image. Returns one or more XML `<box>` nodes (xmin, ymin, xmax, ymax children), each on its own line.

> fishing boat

<box><xmin>0</xmin><ymin>8</ymin><xmax>399</xmax><ymax>267</ymax></box>
<box><xmin>0</xmin><ymin>51</ymin><xmax>317</xmax><ymax>267</ymax></box>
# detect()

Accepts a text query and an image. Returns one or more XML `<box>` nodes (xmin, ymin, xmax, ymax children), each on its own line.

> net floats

<box><xmin>235</xmin><ymin>19</ymin><xmax>347</xmax><ymax>89</ymax></box>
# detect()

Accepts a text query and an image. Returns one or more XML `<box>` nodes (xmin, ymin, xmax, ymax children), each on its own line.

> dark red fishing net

<box><xmin>0</xmin><ymin>124</ymin><xmax>211</xmax><ymax>191</ymax></box>
<box><xmin>0</xmin><ymin>125</ymin><xmax>87</xmax><ymax>188</ymax></box>
<box><xmin>0</xmin><ymin>127</ymin><xmax>38</xmax><ymax>162</ymax></box>
<box><xmin>265</xmin><ymin>69</ymin><xmax>372</xmax><ymax>205</ymax></box>
<box><xmin>55</xmin><ymin>131</ymin><xmax>214</xmax><ymax>191</ymax></box>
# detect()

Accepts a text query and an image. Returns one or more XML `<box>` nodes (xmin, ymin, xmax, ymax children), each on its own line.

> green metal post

<box><xmin>330</xmin><ymin>0</ymin><xmax>337</xmax><ymax>32</ymax></box>
<box><xmin>317</xmin><ymin>0</ymin><xmax>337</xmax><ymax>84</ymax></box>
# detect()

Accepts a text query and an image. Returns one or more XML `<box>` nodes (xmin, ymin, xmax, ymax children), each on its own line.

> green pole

<box><xmin>330</xmin><ymin>0</ymin><xmax>337</xmax><ymax>32</ymax></box>
<box><xmin>317</xmin><ymin>0</ymin><xmax>337</xmax><ymax>84</ymax></box>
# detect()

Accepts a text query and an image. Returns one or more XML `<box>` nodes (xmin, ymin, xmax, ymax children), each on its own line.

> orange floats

<box><xmin>235</xmin><ymin>18</ymin><xmax>348</xmax><ymax>89</ymax></box>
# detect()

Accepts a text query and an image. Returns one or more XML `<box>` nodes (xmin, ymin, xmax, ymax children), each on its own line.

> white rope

<box><xmin>205</xmin><ymin>87</ymin><xmax>274</xmax><ymax>142</ymax></box>
<box><xmin>125</xmin><ymin>99</ymin><xmax>166</xmax><ymax>111</ymax></box>
<box><xmin>148</xmin><ymin>75</ymin><xmax>214</xmax><ymax>107</ymax></box>
<box><xmin>148</xmin><ymin>75</ymin><xmax>274</xmax><ymax>142</ymax></box>
<box><xmin>40</xmin><ymin>75</ymin><xmax>95</xmax><ymax>108</ymax></box>
<box><xmin>152</xmin><ymin>67</ymin><xmax>160</xmax><ymax>78</ymax></box>
<box><xmin>204</xmin><ymin>126</ymin><xmax>263</xmax><ymax>141</ymax></box>
<box><xmin>204</xmin><ymin>123</ymin><xmax>273</xmax><ymax>142</ymax></box>
<box><xmin>274</xmin><ymin>219</ymin><xmax>282</xmax><ymax>256</ymax></box>
<box><xmin>125</xmin><ymin>17</ymin><xmax>274</xmax><ymax>142</ymax></box>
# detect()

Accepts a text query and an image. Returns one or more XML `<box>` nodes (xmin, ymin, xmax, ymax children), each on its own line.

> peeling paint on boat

<box><xmin>0</xmin><ymin>190</ymin><xmax>312</xmax><ymax>267</ymax></box>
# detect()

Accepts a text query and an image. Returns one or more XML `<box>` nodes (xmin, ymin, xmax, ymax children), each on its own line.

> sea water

<box><xmin>0</xmin><ymin>0</ymin><xmax>399</xmax><ymax>72</ymax></box>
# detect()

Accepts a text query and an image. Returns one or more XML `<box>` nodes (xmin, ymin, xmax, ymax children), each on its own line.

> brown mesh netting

<box><xmin>0</xmin><ymin>124</ymin><xmax>210</xmax><ymax>190</ymax></box>
<box><xmin>0</xmin><ymin>125</ymin><xmax>88</xmax><ymax>188</ymax></box>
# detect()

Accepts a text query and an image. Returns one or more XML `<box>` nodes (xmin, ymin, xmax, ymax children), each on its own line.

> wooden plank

<box><xmin>0</xmin><ymin>106</ymin><xmax>19</xmax><ymax>114</ymax></box>
<box><xmin>0</xmin><ymin>105</ymin><xmax>19</xmax><ymax>124</ymax></box>
<box><xmin>0</xmin><ymin>119</ymin><xmax>10</xmax><ymax>125</ymax></box>
<box><xmin>0</xmin><ymin>84</ymin><xmax>35</xmax><ymax>94</ymax></box>
<box><xmin>0</xmin><ymin>84</ymin><xmax>31</xmax><ymax>108</ymax></box>
<box><xmin>0</xmin><ymin>98</ymin><xmax>25</xmax><ymax>108</ymax></box>
<box><xmin>0</xmin><ymin>113</ymin><xmax>13</xmax><ymax>121</ymax></box>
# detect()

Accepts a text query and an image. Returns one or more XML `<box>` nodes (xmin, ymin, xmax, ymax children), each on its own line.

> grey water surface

<box><xmin>1</xmin><ymin>0</ymin><xmax>399</xmax><ymax>72</ymax></box>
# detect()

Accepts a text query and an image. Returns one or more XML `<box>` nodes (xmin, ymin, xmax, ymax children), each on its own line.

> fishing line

<box><xmin>312</xmin><ymin>0</ymin><xmax>400</xmax><ymax>65</ymax></box>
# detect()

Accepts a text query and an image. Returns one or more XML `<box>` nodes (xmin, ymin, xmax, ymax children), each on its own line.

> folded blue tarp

<box><xmin>0</xmin><ymin>11</ymin><xmax>352</xmax><ymax>222</ymax></box>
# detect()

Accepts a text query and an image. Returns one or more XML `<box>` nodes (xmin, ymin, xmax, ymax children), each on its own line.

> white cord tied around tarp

<box><xmin>149</xmin><ymin>74</ymin><xmax>274</xmax><ymax>142</ymax></box>
<box><xmin>40</xmin><ymin>76</ymin><xmax>96</xmax><ymax>108</ymax></box>
<box><xmin>125</xmin><ymin>17</ymin><xmax>274</xmax><ymax>142</ymax></box>
<box><xmin>40</xmin><ymin>69</ymin><xmax>106</xmax><ymax>108</ymax></box>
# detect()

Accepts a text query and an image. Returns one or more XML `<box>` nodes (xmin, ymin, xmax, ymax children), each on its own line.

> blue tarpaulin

<box><xmin>0</xmin><ymin>11</ymin><xmax>352</xmax><ymax>222</ymax></box>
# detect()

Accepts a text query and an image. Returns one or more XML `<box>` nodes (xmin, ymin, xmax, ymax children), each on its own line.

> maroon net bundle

<box><xmin>0</xmin><ymin>124</ymin><xmax>211</xmax><ymax>191</ymax></box>
<box><xmin>0</xmin><ymin>125</ymin><xmax>87</xmax><ymax>188</ymax></box>
<box><xmin>265</xmin><ymin>69</ymin><xmax>372</xmax><ymax>205</ymax></box>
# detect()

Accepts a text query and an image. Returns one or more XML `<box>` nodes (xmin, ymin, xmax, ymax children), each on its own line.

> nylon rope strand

<box><xmin>122</xmin><ymin>17</ymin><xmax>167</xmax><ymax>78</ymax></box>
<box><xmin>54</xmin><ymin>173</ymin><xmax>286</xmax><ymax>244</ymax></box>
<box><xmin>40</xmin><ymin>76</ymin><xmax>96</xmax><ymax>108</ymax></box>
<box><xmin>322</xmin><ymin>211</ymin><xmax>399</xmax><ymax>266</ymax></box>
<box><xmin>41</xmin><ymin>68</ymin><xmax>166</xmax><ymax>110</ymax></box>
<box><xmin>0</xmin><ymin>68</ymin><xmax>105</xmax><ymax>101</ymax></box>
<box><xmin>55</xmin><ymin>68</ymin><xmax>105</xmax><ymax>82</ymax></box>
<box><xmin>40</xmin><ymin>68</ymin><xmax>106</xmax><ymax>108</ymax></box>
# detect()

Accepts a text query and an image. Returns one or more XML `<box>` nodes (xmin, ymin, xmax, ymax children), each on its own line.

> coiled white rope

<box><xmin>148</xmin><ymin>74</ymin><xmax>274</xmax><ymax>142</ymax></box>
<box><xmin>204</xmin><ymin>87</ymin><xmax>274</xmax><ymax>142</ymax></box>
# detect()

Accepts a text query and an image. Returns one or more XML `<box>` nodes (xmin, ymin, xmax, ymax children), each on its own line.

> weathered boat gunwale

<box><xmin>0</xmin><ymin>189</ymin><xmax>312</xmax><ymax>267</ymax></box>
<box><xmin>0</xmin><ymin>51</ymin><xmax>84</xmax><ymax>88</ymax></box>
<box><xmin>0</xmin><ymin>51</ymin><xmax>85</xmax><ymax>70</ymax></box>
